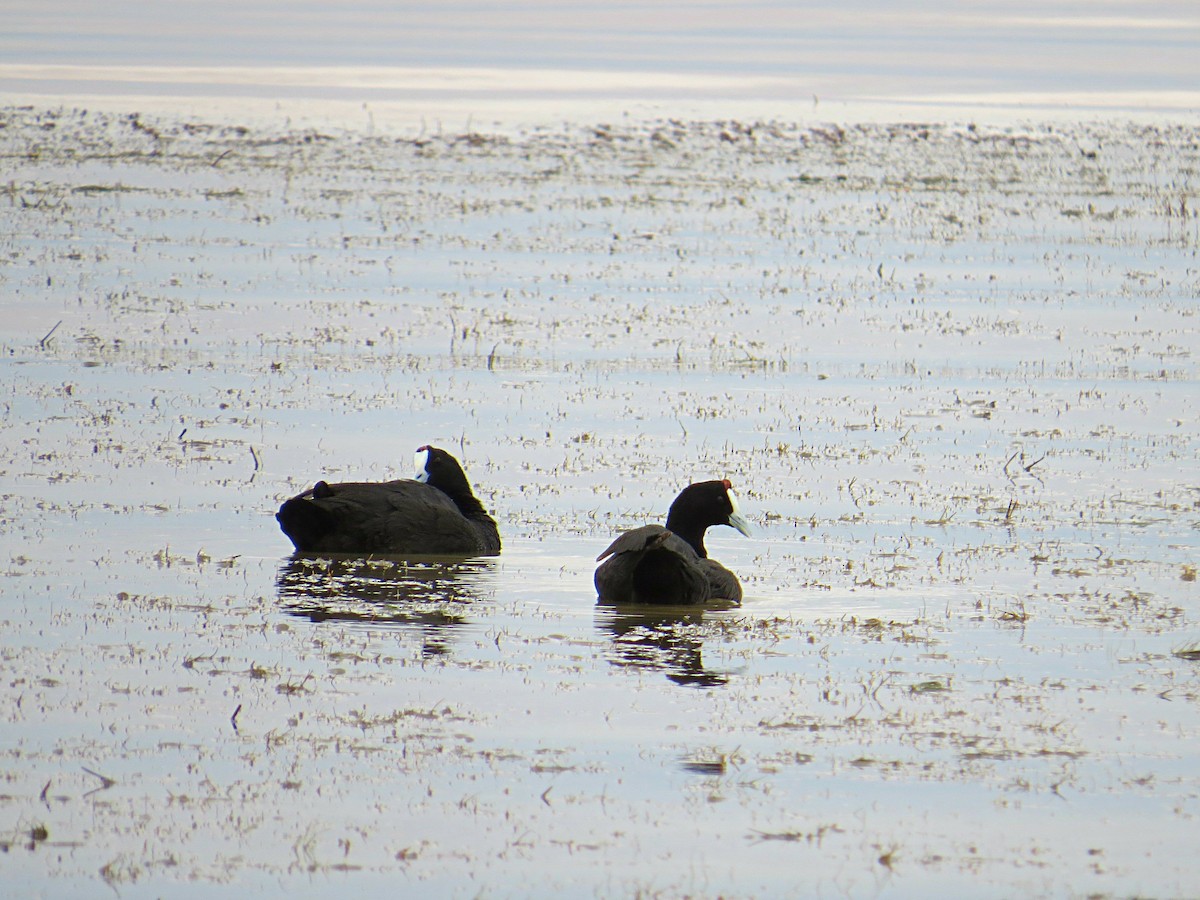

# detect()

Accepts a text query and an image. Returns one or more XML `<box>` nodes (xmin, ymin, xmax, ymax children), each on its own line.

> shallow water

<box><xmin>1</xmin><ymin>106</ymin><xmax>1198</xmax><ymax>896</ymax></box>
<box><xmin>4</xmin><ymin>0</ymin><xmax>1200</xmax><ymax>129</ymax></box>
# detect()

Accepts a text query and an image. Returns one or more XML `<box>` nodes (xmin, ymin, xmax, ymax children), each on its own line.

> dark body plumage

<box><xmin>277</xmin><ymin>445</ymin><xmax>500</xmax><ymax>557</ymax></box>
<box><xmin>594</xmin><ymin>479</ymin><xmax>751</xmax><ymax>605</ymax></box>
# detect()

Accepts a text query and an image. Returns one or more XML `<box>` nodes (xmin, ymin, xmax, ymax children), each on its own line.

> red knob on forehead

<box><xmin>722</xmin><ymin>479</ymin><xmax>732</xmax><ymax>490</ymax></box>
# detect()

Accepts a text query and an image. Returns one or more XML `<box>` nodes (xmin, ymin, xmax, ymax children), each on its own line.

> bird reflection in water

<box><xmin>277</xmin><ymin>555</ymin><xmax>495</xmax><ymax>658</ymax></box>
<box><xmin>596</xmin><ymin>600</ymin><xmax>740</xmax><ymax>687</ymax></box>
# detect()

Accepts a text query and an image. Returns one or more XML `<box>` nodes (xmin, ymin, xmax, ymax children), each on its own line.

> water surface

<box><xmin>3</xmin><ymin>0</ymin><xmax>1198</xmax><ymax>127</ymax></box>
<box><xmin>1</xmin><ymin>105</ymin><xmax>1197</xmax><ymax>896</ymax></box>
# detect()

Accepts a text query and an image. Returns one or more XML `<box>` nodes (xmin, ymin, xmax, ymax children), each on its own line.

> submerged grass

<box><xmin>0</xmin><ymin>105</ymin><xmax>1197</xmax><ymax>896</ymax></box>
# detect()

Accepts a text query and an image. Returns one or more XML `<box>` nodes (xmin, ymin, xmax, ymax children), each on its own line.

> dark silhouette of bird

<box><xmin>594</xmin><ymin>479</ymin><xmax>751</xmax><ymax>604</ymax></box>
<box><xmin>276</xmin><ymin>445</ymin><xmax>500</xmax><ymax>556</ymax></box>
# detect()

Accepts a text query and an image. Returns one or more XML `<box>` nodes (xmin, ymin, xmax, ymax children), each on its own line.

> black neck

<box><xmin>664</xmin><ymin>512</ymin><xmax>708</xmax><ymax>558</ymax></box>
<box><xmin>446</xmin><ymin>490</ymin><xmax>490</xmax><ymax>522</ymax></box>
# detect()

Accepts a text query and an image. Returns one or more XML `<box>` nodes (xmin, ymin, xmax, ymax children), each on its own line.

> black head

<box><xmin>664</xmin><ymin>479</ymin><xmax>752</xmax><ymax>557</ymax></box>
<box><xmin>415</xmin><ymin>445</ymin><xmax>474</xmax><ymax>498</ymax></box>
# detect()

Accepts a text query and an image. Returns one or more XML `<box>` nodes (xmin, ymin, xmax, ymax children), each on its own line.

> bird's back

<box><xmin>595</xmin><ymin>525</ymin><xmax>710</xmax><ymax>604</ymax></box>
<box><xmin>278</xmin><ymin>479</ymin><xmax>499</xmax><ymax>555</ymax></box>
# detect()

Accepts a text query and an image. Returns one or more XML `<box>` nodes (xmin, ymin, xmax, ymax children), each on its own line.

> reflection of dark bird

<box><xmin>594</xmin><ymin>479</ymin><xmax>752</xmax><ymax>604</ymax></box>
<box><xmin>277</xmin><ymin>555</ymin><xmax>495</xmax><ymax>658</ymax></box>
<box><xmin>276</xmin><ymin>445</ymin><xmax>501</xmax><ymax>556</ymax></box>
<box><xmin>597</xmin><ymin>604</ymin><xmax>732</xmax><ymax>687</ymax></box>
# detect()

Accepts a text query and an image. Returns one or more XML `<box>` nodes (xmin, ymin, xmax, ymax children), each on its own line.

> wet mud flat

<box><xmin>1</xmin><ymin>105</ymin><xmax>1198</xmax><ymax>896</ymax></box>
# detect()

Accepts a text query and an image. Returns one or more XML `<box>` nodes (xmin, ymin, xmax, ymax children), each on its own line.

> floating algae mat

<box><xmin>1</xmin><ymin>107</ymin><xmax>1198</xmax><ymax>896</ymax></box>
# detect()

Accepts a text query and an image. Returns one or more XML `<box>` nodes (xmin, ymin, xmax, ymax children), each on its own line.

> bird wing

<box><xmin>595</xmin><ymin>524</ymin><xmax>672</xmax><ymax>562</ymax></box>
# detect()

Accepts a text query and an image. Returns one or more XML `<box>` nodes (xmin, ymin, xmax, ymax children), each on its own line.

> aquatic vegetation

<box><xmin>0</xmin><ymin>105</ymin><xmax>1197</xmax><ymax>896</ymax></box>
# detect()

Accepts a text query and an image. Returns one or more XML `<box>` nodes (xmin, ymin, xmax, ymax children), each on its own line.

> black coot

<box><xmin>276</xmin><ymin>445</ymin><xmax>501</xmax><ymax>556</ymax></box>
<box><xmin>594</xmin><ymin>479</ymin><xmax>752</xmax><ymax>604</ymax></box>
